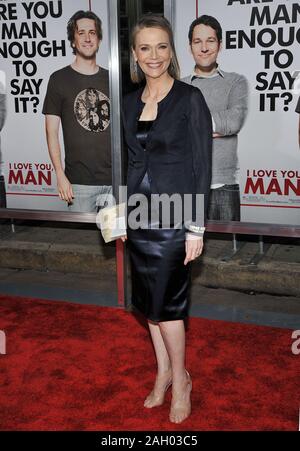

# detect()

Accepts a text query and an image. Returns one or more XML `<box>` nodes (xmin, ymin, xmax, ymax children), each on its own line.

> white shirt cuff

<box><xmin>212</xmin><ymin>116</ymin><xmax>216</xmax><ymax>133</ymax></box>
<box><xmin>185</xmin><ymin>231</ymin><xmax>204</xmax><ymax>240</ymax></box>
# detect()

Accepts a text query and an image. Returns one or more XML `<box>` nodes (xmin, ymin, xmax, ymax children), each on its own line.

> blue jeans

<box><xmin>68</xmin><ymin>184</ymin><xmax>113</xmax><ymax>213</ymax></box>
<box><xmin>207</xmin><ymin>184</ymin><xmax>240</xmax><ymax>221</ymax></box>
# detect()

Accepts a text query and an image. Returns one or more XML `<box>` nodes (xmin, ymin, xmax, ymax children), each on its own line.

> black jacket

<box><xmin>122</xmin><ymin>79</ymin><xmax>212</xmax><ymax>231</ymax></box>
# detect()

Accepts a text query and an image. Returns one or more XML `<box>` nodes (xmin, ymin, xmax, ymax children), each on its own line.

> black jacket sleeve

<box><xmin>188</xmin><ymin>87</ymin><xmax>212</xmax><ymax>233</ymax></box>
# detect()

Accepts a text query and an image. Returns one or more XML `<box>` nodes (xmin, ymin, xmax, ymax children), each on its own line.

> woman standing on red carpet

<box><xmin>121</xmin><ymin>14</ymin><xmax>212</xmax><ymax>424</ymax></box>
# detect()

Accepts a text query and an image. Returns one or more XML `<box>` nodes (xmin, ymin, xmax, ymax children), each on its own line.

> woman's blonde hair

<box><xmin>130</xmin><ymin>14</ymin><xmax>180</xmax><ymax>84</ymax></box>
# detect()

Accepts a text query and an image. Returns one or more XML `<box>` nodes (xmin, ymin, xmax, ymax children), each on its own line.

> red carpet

<box><xmin>0</xmin><ymin>294</ymin><xmax>298</xmax><ymax>431</ymax></box>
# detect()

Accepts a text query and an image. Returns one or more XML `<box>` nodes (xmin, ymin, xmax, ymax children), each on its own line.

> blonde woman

<box><xmin>121</xmin><ymin>14</ymin><xmax>212</xmax><ymax>424</ymax></box>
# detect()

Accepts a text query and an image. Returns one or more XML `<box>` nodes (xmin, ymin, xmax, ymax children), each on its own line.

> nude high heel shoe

<box><xmin>144</xmin><ymin>377</ymin><xmax>173</xmax><ymax>409</ymax></box>
<box><xmin>169</xmin><ymin>369</ymin><xmax>192</xmax><ymax>424</ymax></box>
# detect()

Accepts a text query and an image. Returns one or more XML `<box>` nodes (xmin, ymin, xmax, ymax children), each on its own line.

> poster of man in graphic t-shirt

<box><xmin>43</xmin><ymin>10</ymin><xmax>112</xmax><ymax>213</ymax></box>
<box><xmin>43</xmin><ymin>67</ymin><xmax>111</xmax><ymax>185</ymax></box>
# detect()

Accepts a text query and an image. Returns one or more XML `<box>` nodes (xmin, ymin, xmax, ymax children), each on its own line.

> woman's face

<box><xmin>77</xmin><ymin>102</ymin><xmax>87</xmax><ymax>120</ymax></box>
<box><xmin>89</xmin><ymin>110</ymin><xmax>99</xmax><ymax>125</ymax></box>
<box><xmin>101</xmin><ymin>103</ymin><xmax>109</xmax><ymax>118</ymax></box>
<box><xmin>87</xmin><ymin>90</ymin><xmax>97</xmax><ymax>105</ymax></box>
<box><xmin>132</xmin><ymin>27</ymin><xmax>172</xmax><ymax>80</ymax></box>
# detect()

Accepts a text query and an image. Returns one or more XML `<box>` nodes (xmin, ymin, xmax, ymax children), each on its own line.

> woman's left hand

<box><xmin>184</xmin><ymin>236</ymin><xmax>204</xmax><ymax>265</ymax></box>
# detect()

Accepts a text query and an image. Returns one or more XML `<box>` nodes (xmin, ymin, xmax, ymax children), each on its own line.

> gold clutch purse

<box><xmin>96</xmin><ymin>202</ymin><xmax>126</xmax><ymax>243</ymax></box>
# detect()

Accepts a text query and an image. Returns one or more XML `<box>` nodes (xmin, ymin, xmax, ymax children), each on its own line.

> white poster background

<box><xmin>1</xmin><ymin>0</ymin><xmax>109</xmax><ymax>211</ymax></box>
<box><xmin>175</xmin><ymin>0</ymin><xmax>300</xmax><ymax>225</ymax></box>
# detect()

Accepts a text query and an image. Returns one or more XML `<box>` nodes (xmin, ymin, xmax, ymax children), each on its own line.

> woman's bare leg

<box><xmin>144</xmin><ymin>320</ymin><xmax>172</xmax><ymax>408</ymax></box>
<box><xmin>159</xmin><ymin>320</ymin><xmax>192</xmax><ymax>424</ymax></box>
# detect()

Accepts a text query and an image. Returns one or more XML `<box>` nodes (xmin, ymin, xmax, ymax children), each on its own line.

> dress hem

<box><xmin>130</xmin><ymin>303</ymin><xmax>189</xmax><ymax>323</ymax></box>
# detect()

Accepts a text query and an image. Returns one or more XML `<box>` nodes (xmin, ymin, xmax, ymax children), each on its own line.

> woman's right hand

<box><xmin>57</xmin><ymin>172</ymin><xmax>74</xmax><ymax>203</ymax></box>
<box><xmin>120</xmin><ymin>235</ymin><xmax>127</xmax><ymax>243</ymax></box>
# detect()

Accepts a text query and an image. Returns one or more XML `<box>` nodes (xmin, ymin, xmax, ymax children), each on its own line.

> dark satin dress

<box><xmin>127</xmin><ymin>120</ymin><xmax>191</xmax><ymax>322</ymax></box>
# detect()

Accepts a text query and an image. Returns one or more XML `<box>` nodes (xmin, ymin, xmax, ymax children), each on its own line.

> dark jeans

<box><xmin>207</xmin><ymin>184</ymin><xmax>240</xmax><ymax>221</ymax></box>
<box><xmin>0</xmin><ymin>175</ymin><xmax>6</xmax><ymax>208</ymax></box>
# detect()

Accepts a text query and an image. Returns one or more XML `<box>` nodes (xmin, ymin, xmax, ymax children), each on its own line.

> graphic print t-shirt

<box><xmin>42</xmin><ymin>65</ymin><xmax>111</xmax><ymax>185</ymax></box>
